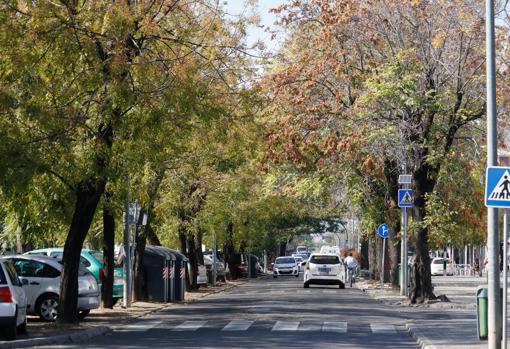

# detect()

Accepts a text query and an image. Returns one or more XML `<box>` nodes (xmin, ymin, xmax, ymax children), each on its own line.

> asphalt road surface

<box><xmin>46</xmin><ymin>275</ymin><xmax>449</xmax><ymax>349</ymax></box>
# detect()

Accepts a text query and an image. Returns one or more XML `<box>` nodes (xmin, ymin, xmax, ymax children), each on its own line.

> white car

<box><xmin>273</xmin><ymin>257</ymin><xmax>299</xmax><ymax>278</ymax></box>
<box><xmin>203</xmin><ymin>255</ymin><xmax>226</xmax><ymax>281</ymax></box>
<box><xmin>293</xmin><ymin>256</ymin><xmax>304</xmax><ymax>272</ymax></box>
<box><xmin>0</xmin><ymin>259</ymin><xmax>27</xmax><ymax>340</ymax></box>
<box><xmin>303</xmin><ymin>254</ymin><xmax>345</xmax><ymax>289</ymax></box>
<box><xmin>431</xmin><ymin>257</ymin><xmax>455</xmax><ymax>276</ymax></box>
<box><xmin>5</xmin><ymin>255</ymin><xmax>100</xmax><ymax>321</ymax></box>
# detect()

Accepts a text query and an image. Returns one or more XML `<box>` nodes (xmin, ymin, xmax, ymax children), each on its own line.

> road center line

<box><xmin>272</xmin><ymin>321</ymin><xmax>300</xmax><ymax>331</ymax></box>
<box><xmin>322</xmin><ymin>321</ymin><xmax>348</xmax><ymax>333</ymax></box>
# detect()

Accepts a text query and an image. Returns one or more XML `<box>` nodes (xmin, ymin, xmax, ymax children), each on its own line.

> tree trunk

<box><xmin>368</xmin><ymin>232</ymin><xmax>376</xmax><ymax>280</ymax></box>
<box><xmin>102</xmin><ymin>203</ymin><xmax>115</xmax><ymax>309</ymax></box>
<box><xmin>134</xmin><ymin>214</ymin><xmax>148</xmax><ymax>301</ymax></box>
<box><xmin>389</xmin><ymin>227</ymin><xmax>400</xmax><ymax>286</ymax></box>
<box><xmin>410</xmin><ymin>161</ymin><xmax>437</xmax><ymax>303</ymax></box>
<box><xmin>224</xmin><ymin>222</ymin><xmax>238</xmax><ymax>280</ymax></box>
<box><xmin>146</xmin><ymin>225</ymin><xmax>161</xmax><ymax>246</ymax></box>
<box><xmin>187</xmin><ymin>234</ymin><xmax>199</xmax><ymax>291</ymax></box>
<box><xmin>58</xmin><ymin>178</ymin><xmax>106</xmax><ymax>323</ymax></box>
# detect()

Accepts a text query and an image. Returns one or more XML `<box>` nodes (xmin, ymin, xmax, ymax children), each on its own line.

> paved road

<box><xmin>46</xmin><ymin>275</ymin><xmax>457</xmax><ymax>348</ymax></box>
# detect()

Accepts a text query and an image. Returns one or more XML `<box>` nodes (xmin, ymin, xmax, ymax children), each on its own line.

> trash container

<box><xmin>476</xmin><ymin>286</ymin><xmax>503</xmax><ymax>340</ymax></box>
<box><xmin>143</xmin><ymin>246</ymin><xmax>176</xmax><ymax>302</ymax></box>
<box><xmin>167</xmin><ymin>249</ymin><xmax>187</xmax><ymax>302</ymax></box>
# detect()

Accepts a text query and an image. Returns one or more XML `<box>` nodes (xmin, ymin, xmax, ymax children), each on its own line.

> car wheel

<box><xmin>304</xmin><ymin>282</ymin><xmax>309</xmax><ymax>288</ymax></box>
<box><xmin>273</xmin><ymin>275</ymin><xmax>277</xmax><ymax>278</ymax></box>
<box><xmin>17</xmin><ymin>316</ymin><xmax>27</xmax><ymax>334</ymax></box>
<box><xmin>339</xmin><ymin>283</ymin><xmax>345</xmax><ymax>289</ymax></box>
<box><xmin>37</xmin><ymin>294</ymin><xmax>59</xmax><ymax>322</ymax></box>
<box><xmin>77</xmin><ymin>310</ymin><xmax>90</xmax><ymax>320</ymax></box>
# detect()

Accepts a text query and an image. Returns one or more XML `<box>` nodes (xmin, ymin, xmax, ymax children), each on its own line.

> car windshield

<box><xmin>432</xmin><ymin>259</ymin><xmax>444</xmax><ymax>264</ymax></box>
<box><xmin>91</xmin><ymin>251</ymin><xmax>103</xmax><ymax>263</ymax></box>
<box><xmin>276</xmin><ymin>258</ymin><xmax>296</xmax><ymax>264</ymax></box>
<box><xmin>294</xmin><ymin>257</ymin><xmax>303</xmax><ymax>262</ymax></box>
<box><xmin>310</xmin><ymin>255</ymin><xmax>340</xmax><ymax>264</ymax></box>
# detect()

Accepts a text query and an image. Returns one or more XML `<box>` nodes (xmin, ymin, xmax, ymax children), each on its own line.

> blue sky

<box><xmin>223</xmin><ymin>0</ymin><xmax>286</xmax><ymax>53</ymax></box>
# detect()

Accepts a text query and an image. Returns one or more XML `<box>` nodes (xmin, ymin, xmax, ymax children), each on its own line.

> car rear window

<box><xmin>310</xmin><ymin>255</ymin><xmax>340</xmax><ymax>264</ymax></box>
<box><xmin>432</xmin><ymin>259</ymin><xmax>445</xmax><ymax>264</ymax></box>
<box><xmin>276</xmin><ymin>258</ymin><xmax>296</xmax><ymax>264</ymax></box>
<box><xmin>0</xmin><ymin>263</ymin><xmax>6</xmax><ymax>284</ymax></box>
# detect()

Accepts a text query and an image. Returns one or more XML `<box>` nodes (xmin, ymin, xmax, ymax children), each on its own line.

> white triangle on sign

<box><xmin>402</xmin><ymin>192</ymin><xmax>413</xmax><ymax>204</ymax></box>
<box><xmin>488</xmin><ymin>170</ymin><xmax>510</xmax><ymax>201</ymax></box>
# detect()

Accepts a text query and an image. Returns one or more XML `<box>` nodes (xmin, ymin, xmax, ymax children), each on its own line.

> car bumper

<box><xmin>0</xmin><ymin>303</ymin><xmax>16</xmax><ymax>318</ymax></box>
<box><xmin>273</xmin><ymin>269</ymin><xmax>299</xmax><ymax>276</ymax></box>
<box><xmin>305</xmin><ymin>274</ymin><xmax>343</xmax><ymax>285</ymax></box>
<box><xmin>0</xmin><ymin>315</ymin><xmax>16</xmax><ymax>328</ymax></box>
<box><xmin>78</xmin><ymin>292</ymin><xmax>100</xmax><ymax>310</ymax></box>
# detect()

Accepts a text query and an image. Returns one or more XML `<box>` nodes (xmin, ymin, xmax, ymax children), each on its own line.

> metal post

<box><xmin>130</xmin><ymin>203</ymin><xmax>137</xmax><ymax>302</ymax></box>
<box><xmin>212</xmin><ymin>233</ymin><xmax>217</xmax><ymax>286</ymax></box>
<box><xmin>123</xmin><ymin>202</ymin><xmax>131</xmax><ymax>308</ymax></box>
<box><xmin>503</xmin><ymin>209</ymin><xmax>508</xmax><ymax>349</ymax></box>
<box><xmin>381</xmin><ymin>237</ymin><xmax>386</xmax><ymax>288</ymax></box>
<box><xmin>263</xmin><ymin>250</ymin><xmax>268</xmax><ymax>274</ymax></box>
<box><xmin>486</xmin><ymin>0</ymin><xmax>501</xmax><ymax>347</ymax></box>
<box><xmin>401</xmin><ymin>207</ymin><xmax>408</xmax><ymax>295</ymax></box>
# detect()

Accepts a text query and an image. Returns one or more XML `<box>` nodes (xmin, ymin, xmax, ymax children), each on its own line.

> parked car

<box><xmin>4</xmin><ymin>255</ymin><xmax>100</xmax><ymax>321</ymax></box>
<box><xmin>25</xmin><ymin>248</ymin><xmax>123</xmax><ymax>304</ymax></box>
<box><xmin>203</xmin><ymin>255</ymin><xmax>226</xmax><ymax>281</ymax></box>
<box><xmin>0</xmin><ymin>259</ymin><xmax>27</xmax><ymax>340</ymax></box>
<box><xmin>187</xmin><ymin>263</ymin><xmax>207</xmax><ymax>287</ymax></box>
<box><xmin>303</xmin><ymin>254</ymin><xmax>345</xmax><ymax>289</ymax></box>
<box><xmin>431</xmin><ymin>257</ymin><xmax>455</xmax><ymax>276</ymax></box>
<box><xmin>273</xmin><ymin>257</ymin><xmax>299</xmax><ymax>278</ymax></box>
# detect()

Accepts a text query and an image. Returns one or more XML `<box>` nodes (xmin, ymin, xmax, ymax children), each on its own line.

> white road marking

<box><xmin>323</xmin><ymin>290</ymin><xmax>337</xmax><ymax>294</ymax></box>
<box><xmin>173</xmin><ymin>321</ymin><xmax>208</xmax><ymax>331</ymax></box>
<box><xmin>370</xmin><ymin>323</ymin><xmax>397</xmax><ymax>334</ymax></box>
<box><xmin>298</xmin><ymin>322</ymin><xmax>322</xmax><ymax>331</ymax></box>
<box><xmin>272</xmin><ymin>321</ymin><xmax>300</xmax><ymax>331</ymax></box>
<box><xmin>322</xmin><ymin>321</ymin><xmax>348</xmax><ymax>333</ymax></box>
<box><xmin>222</xmin><ymin>320</ymin><xmax>254</xmax><ymax>331</ymax></box>
<box><xmin>116</xmin><ymin>320</ymin><xmax>162</xmax><ymax>332</ymax></box>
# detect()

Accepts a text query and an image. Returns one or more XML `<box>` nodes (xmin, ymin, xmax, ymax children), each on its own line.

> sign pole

<box><xmin>486</xmin><ymin>0</ymin><xmax>500</xmax><ymax>347</ymax></box>
<box><xmin>402</xmin><ymin>207</ymin><xmax>408</xmax><ymax>296</ymax></box>
<box><xmin>123</xmin><ymin>201</ymin><xmax>131</xmax><ymax>308</ymax></box>
<box><xmin>504</xmin><ymin>209</ymin><xmax>508</xmax><ymax>349</ymax></box>
<box><xmin>381</xmin><ymin>237</ymin><xmax>386</xmax><ymax>289</ymax></box>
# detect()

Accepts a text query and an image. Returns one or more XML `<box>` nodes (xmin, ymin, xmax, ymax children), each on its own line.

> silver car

<box><xmin>5</xmin><ymin>255</ymin><xmax>99</xmax><ymax>321</ymax></box>
<box><xmin>0</xmin><ymin>259</ymin><xmax>27</xmax><ymax>340</ymax></box>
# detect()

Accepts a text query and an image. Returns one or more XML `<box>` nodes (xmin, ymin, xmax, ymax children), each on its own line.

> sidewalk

<box><xmin>0</xmin><ymin>280</ymin><xmax>242</xmax><ymax>348</ymax></box>
<box><xmin>357</xmin><ymin>278</ymin><xmax>487</xmax><ymax>349</ymax></box>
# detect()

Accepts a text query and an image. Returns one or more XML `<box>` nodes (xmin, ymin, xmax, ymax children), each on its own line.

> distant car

<box><xmin>431</xmin><ymin>257</ymin><xmax>454</xmax><ymax>276</ymax></box>
<box><xmin>5</xmin><ymin>255</ymin><xmax>100</xmax><ymax>321</ymax></box>
<box><xmin>304</xmin><ymin>254</ymin><xmax>345</xmax><ymax>289</ymax></box>
<box><xmin>204</xmin><ymin>255</ymin><xmax>226</xmax><ymax>281</ymax></box>
<box><xmin>296</xmin><ymin>246</ymin><xmax>308</xmax><ymax>255</ymax></box>
<box><xmin>188</xmin><ymin>264</ymin><xmax>208</xmax><ymax>286</ymax></box>
<box><xmin>293</xmin><ymin>256</ymin><xmax>304</xmax><ymax>272</ymax></box>
<box><xmin>25</xmin><ymin>248</ymin><xmax>123</xmax><ymax>303</ymax></box>
<box><xmin>0</xmin><ymin>259</ymin><xmax>27</xmax><ymax>340</ymax></box>
<box><xmin>273</xmin><ymin>257</ymin><xmax>299</xmax><ymax>278</ymax></box>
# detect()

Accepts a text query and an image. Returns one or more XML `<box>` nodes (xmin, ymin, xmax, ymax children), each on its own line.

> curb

<box><xmin>406</xmin><ymin>323</ymin><xmax>438</xmax><ymax>349</ymax></box>
<box><xmin>0</xmin><ymin>326</ymin><xmax>111</xmax><ymax>349</ymax></box>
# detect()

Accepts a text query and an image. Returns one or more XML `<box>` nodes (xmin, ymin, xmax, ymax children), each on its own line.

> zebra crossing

<box><xmin>119</xmin><ymin>319</ymin><xmax>398</xmax><ymax>334</ymax></box>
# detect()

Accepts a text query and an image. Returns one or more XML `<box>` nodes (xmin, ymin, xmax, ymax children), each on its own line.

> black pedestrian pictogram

<box><xmin>489</xmin><ymin>170</ymin><xmax>510</xmax><ymax>200</ymax></box>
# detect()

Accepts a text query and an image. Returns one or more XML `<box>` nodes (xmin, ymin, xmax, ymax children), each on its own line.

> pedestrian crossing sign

<box><xmin>485</xmin><ymin>166</ymin><xmax>510</xmax><ymax>208</ymax></box>
<box><xmin>398</xmin><ymin>189</ymin><xmax>414</xmax><ymax>207</ymax></box>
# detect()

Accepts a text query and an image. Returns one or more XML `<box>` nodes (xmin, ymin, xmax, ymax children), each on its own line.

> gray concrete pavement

<box><xmin>40</xmin><ymin>275</ymin><xmax>422</xmax><ymax>348</ymax></box>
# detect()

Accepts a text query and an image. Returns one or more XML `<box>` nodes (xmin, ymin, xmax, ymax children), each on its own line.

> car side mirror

<box><xmin>301</xmin><ymin>261</ymin><xmax>307</xmax><ymax>266</ymax></box>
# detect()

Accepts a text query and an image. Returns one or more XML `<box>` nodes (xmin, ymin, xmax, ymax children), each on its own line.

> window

<box><xmin>50</xmin><ymin>252</ymin><xmax>91</xmax><ymax>268</ymax></box>
<box><xmin>0</xmin><ymin>264</ymin><xmax>6</xmax><ymax>285</ymax></box>
<box><xmin>275</xmin><ymin>258</ymin><xmax>296</xmax><ymax>264</ymax></box>
<box><xmin>310</xmin><ymin>255</ymin><xmax>340</xmax><ymax>265</ymax></box>
<box><xmin>4</xmin><ymin>261</ymin><xmax>21</xmax><ymax>287</ymax></box>
<box><xmin>12</xmin><ymin>259</ymin><xmax>60</xmax><ymax>278</ymax></box>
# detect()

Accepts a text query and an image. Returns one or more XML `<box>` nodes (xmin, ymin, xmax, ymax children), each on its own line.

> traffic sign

<box><xmin>486</xmin><ymin>166</ymin><xmax>510</xmax><ymax>208</ymax></box>
<box><xmin>398</xmin><ymin>189</ymin><xmax>414</xmax><ymax>207</ymax></box>
<box><xmin>398</xmin><ymin>175</ymin><xmax>412</xmax><ymax>184</ymax></box>
<box><xmin>378</xmin><ymin>223</ymin><xmax>389</xmax><ymax>239</ymax></box>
